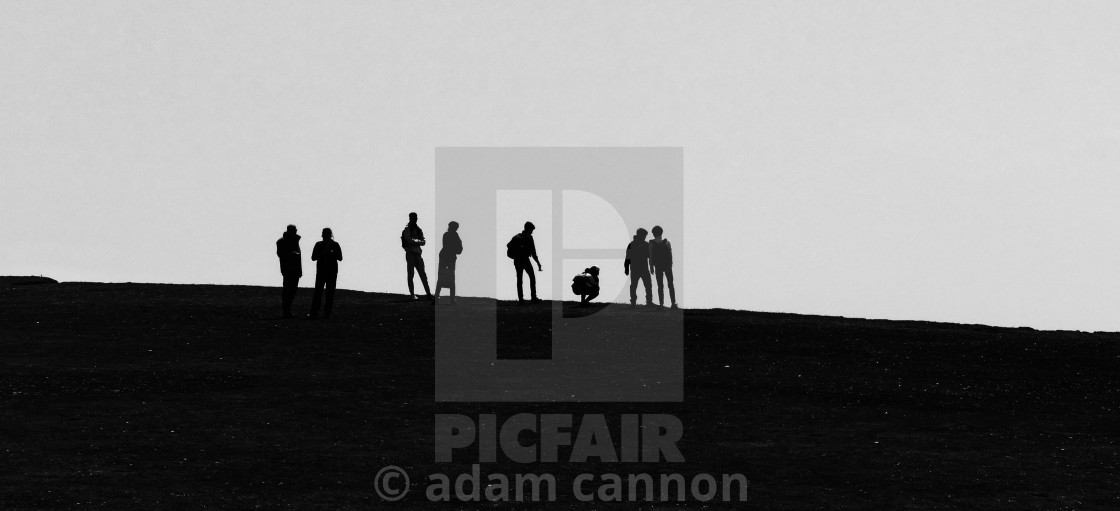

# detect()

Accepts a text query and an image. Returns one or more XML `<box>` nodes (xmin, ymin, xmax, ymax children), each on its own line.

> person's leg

<box><xmin>514</xmin><ymin>260</ymin><xmax>525</xmax><ymax>301</ymax></box>
<box><xmin>630</xmin><ymin>272</ymin><xmax>638</xmax><ymax>305</ymax></box>
<box><xmin>527</xmin><ymin>263</ymin><xmax>537</xmax><ymax>300</ymax></box>
<box><xmin>641</xmin><ymin>271</ymin><xmax>653</xmax><ymax>305</ymax></box>
<box><xmin>654</xmin><ymin>269</ymin><xmax>665</xmax><ymax>306</ymax></box>
<box><xmin>416</xmin><ymin>256</ymin><xmax>431</xmax><ymax>296</ymax></box>
<box><xmin>588</xmin><ymin>288</ymin><xmax>599</xmax><ymax>302</ymax></box>
<box><xmin>291</xmin><ymin>276</ymin><xmax>300</xmax><ymax>314</ymax></box>
<box><xmin>448</xmin><ymin>260</ymin><xmax>456</xmax><ymax>301</ymax></box>
<box><xmin>324</xmin><ymin>274</ymin><xmax>336</xmax><ymax>317</ymax></box>
<box><xmin>434</xmin><ymin>262</ymin><xmax>443</xmax><ymax>299</ymax></box>
<box><xmin>406</xmin><ymin>253</ymin><xmax>416</xmax><ymax>296</ymax></box>
<box><xmin>310</xmin><ymin>273</ymin><xmax>324</xmax><ymax>316</ymax></box>
<box><xmin>282</xmin><ymin>274</ymin><xmax>297</xmax><ymax>316</ymax></box>
<box><xmin>665</xmin><ymin>267</ymin><xmax>676</xmax><ymax>306</ymax></box>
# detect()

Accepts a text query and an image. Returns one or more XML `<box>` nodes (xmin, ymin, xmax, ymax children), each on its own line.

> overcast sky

<box><xmin>3</xmin><ymin>1</ymin><xmax>1119</xmax><ymax>331</ymax></box>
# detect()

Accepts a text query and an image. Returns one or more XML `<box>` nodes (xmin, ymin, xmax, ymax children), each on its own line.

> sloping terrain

<box><xmin>0</xmin><ymin>276</ymin><xmax>58</xmax><ymax>287</ymax></box>
<box><xmin>0</xmin><ymin>282</ymin><xmax>1117</xmax><ymax>509</ymax></box>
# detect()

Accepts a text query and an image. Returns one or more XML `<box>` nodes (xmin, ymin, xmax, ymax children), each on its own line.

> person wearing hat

<box><xmin>275</xmin><ymin>224</ymin><xmax>302</xmax><ymax>318</ymax></box>
<box><xmin>507</xmin><ymin>221</ymin><xmax>543</xmax><ymax>304</ymax></box>
<box><xmin>309</xmin><ymin>227</ymin><xmax>342</xmax><ymax>318</ymax></box>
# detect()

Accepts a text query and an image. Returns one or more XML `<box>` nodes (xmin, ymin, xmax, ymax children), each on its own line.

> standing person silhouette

<box><xmin>624</xmin><ymin>228</ymin><xmax>653</xmax><ymax>307</ymax></box>
<box><xmin>401</xmin><ymin>212</ymin><xmax>432</xmax><ymax>300</ymax></box>
<box><xmin>649</xmin><ymin>225</ymin><xmax>678</xmax><ymax>309</ymax></box>
<box><xmin>507</xmin><ymin>221</ymin><xmax>543</xmax><ymax>304</ymax></box>
<box><xmin>434</xmin><ymin>221</ymin><xmax>462</xmax><ymax>304</ymax></box>
<box><xmin>275</xmin><ymin>224</ymin><xmax>302</xmax><ymax>318</ymax></box>
<box><xmin>308</xmin><ymin>227</ymin><xmax>342</xmax><ymax>319</ymax></box>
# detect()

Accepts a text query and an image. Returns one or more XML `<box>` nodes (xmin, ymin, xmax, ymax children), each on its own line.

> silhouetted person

<box><xmin>309</xmin><ymin>227</ymin><xmax>342</xmax><ymax>318</ymax></box>
<box><xmin>507</xmin><ymin>221</ymin><xmax>542</xmax><ymax>304</ymax></box>
<box><xmin>625</xmin><ymin>228</ymin><xmax>653</xmax><ymax>307</ymax></box>
<box><xmin>276</xmin><ymin>224</ymin><xmax>302</xmax><ymax>318</ymax></box>
<box><xmin>649</xmin><ymin>225</ymin><xmax>678</xmax><ymax>309</ymax></box>
<box><xmin>402</xmin><ymin>212</ymin><xmax>431</xmax><ymax>300</ymax></box>
<box><xmin>434</xmin><ymin>221</ymin><xmax>462</xmax><ymax>304</ymax></box>
<box><xmin>571</xmin><ymin>266</ymin><xmax>600</xmax><ymax>306</ymax></box>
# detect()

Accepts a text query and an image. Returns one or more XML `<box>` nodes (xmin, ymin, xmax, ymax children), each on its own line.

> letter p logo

<box><xmin>434</xmin><ymin>148</ymin><xmax>684</xmax><ymax>402</ymax></box>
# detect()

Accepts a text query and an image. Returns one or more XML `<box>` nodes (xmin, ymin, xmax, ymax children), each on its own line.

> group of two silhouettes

<box><xmin>275</xmin><ymin>213</ymin><xmax>677</xmax><ymax>319</ymax></box>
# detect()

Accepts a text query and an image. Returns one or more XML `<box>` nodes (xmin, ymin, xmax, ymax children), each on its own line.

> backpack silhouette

<box><xmin>571</xmin><ymin>273</ymin><xmax>595</xmax><ymax>294</ymax></box>
<box><xmin>506</xmin><ymin>234</ymin><xmax>526</xmax><ymax>259</ymax></box>
<box><xmin>571</xmin><ymin>266</ymin><xmax>600</xmax><ymax>295</ymax></box>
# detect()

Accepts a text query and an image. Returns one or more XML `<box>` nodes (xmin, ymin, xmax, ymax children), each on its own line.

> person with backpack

<box><xmin>649</xmin><ymin>225</ymin><xmax>678</xmax><ymax>309</ymax></box>
<box><xmin>507</xmin><ymin>221</ymin><xmax>542</xmax><ymax>304</ymax></box>
<box><xmin>275</xmin><ymin>224</ymin><xmax>302</xmax><ymax>318</ymax></box>
<box><xmin>401</xmin><ymin>212</ymin><xmax>432</xmax><ymax>301</ymax></box>
<box><xmin>624</xmin><ymin>227</ymin><xmax>654</xmax><ymax>307</ymax></box>
<box><xmin>309</xmin><ymin>227</ymin><xmax>342</xmax><ymax>319</ymax></box>
<box><xmin>571</xmin><ymin>266</ymin><xmax>601</xmax><ymax>306</ymax></box>
<box><xmin>433</xmin><ymin>221</ymin><xmax>462</xmax><ymax>304</ymax></box>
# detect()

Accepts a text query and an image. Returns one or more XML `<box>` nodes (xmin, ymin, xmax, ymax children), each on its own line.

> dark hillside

<box><xmin>1</xmin><ymin>283</ymin><xmax>1117</xmax><ymax>509</ymax></box>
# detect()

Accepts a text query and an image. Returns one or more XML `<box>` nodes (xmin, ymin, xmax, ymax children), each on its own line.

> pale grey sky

<box><xmin>2</xmin><ymin>1</ymin><xmax>1119</xmax><ymax>331</ymax></box>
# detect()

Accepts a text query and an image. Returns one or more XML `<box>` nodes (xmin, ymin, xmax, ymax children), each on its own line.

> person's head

<box><xmin>322</xmin><ymin>227</ymin><xmax>333</xmax><ymax>240</ymax></box>
<box><xmin>448</xmin><ymin>221</ymin><xmax>459</xmax><ymax>232</ymax></box>
<box><xmin>586</xmin><ymin>266</ymin><xmax>600</xmax><ymax>276</ymax></box>
<box><xmin>408</xmin><ymin>212</ymin><xmax>418</xmax><ymax>224</ymax></box>
<box><xmin>651</xmin><ymin>225</ymin><xmax>663</xmax><ymax>238</ymax></box>
<box><xmin>286</xmin><ymin>224</ymin><xmax>297</xmax><ymax>235</ymax></box>
<box><xmin>635</xmin><ymin>227</ymin><xmax>648</xmax><ymax>240</ymax></box>
<box><xmin>523</xmin><ymin>221</ymin><xmax>535</xmax><ymax>233</ymax></box>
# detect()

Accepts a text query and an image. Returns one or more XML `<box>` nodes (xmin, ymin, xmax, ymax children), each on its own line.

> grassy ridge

<box><xmin>1</xmin><ymin>283</ymin><xmax>1118</xmax><ymax>509</ymax></box>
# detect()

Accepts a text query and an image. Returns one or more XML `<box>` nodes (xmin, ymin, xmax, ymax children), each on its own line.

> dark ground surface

<box><xmin>1</xmin><ymin>282</ymin><xmax>1118</xmax><ymax>510</ymax></box>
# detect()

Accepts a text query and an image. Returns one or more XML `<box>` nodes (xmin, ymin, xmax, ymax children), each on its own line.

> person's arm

<box><xmin>455</xmin><ymin>234</ymin><xmax>463</xmax><ymax>255</ymax></box>
<box><xmin>336</xmin><ymin>243</ymin><xmax>343</xmax><ymax>261</ymax></box>
<box><xmin>277</xmin><ymin>241</ymin><xmax>284</xmax><ymax>258</ymax></box>
<box><xmin>311</xmin><ymin>242</ymin><xmax>320</xmax><ymax>261</ymax></box>
<box><xmin>530</xmin><ymin>236</ymin><xmax>542</xmax><ymax>270</ymax></box>
<box><xmin>624</xmin><ymin>243</ymin><xmax>631</xmax><ymax>275</ymax></box>
<box><xmin>403</xmin><ymin>227</ymin><xmax>422</xmax><ymax>248</ymax></box>
<box><xmin>648</xmin><ymin>243</ymin><xmax>655</xmax><ymax>274</ymax></box>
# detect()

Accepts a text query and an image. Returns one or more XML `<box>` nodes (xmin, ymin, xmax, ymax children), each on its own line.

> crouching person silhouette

<box><xmin>625</xmin><ymin>228</ymin><xmax>653</xmax><ymax>307</ymax></box>
<box><xmin>308</xmin><ymin>227</ymin><xmax>342</xmax><ymax>319</ymax></box>
<box><xmin>433</xmin><ymin>221</ymin><xmax>462</xmax><ymax>305</ymax></box>
<box><xmin>276</xmin><ymin>224</ymin><xmax>301</xmax><ymax>318</ymax></box>
<box><xmin>571</xmin><ymin>266</ymin><xmax>601</xmax><ymax>306</ymax></box>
